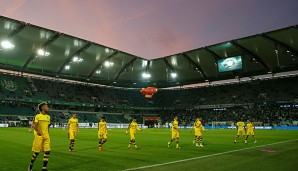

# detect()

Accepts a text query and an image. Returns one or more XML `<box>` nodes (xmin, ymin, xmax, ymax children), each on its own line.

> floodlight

<box><xmin>37</xmin><ymin>49</ymin><xmax>50</xmax><ymax>56</ymax></box>
<box><xmin>142</xmin><ymin>72</ymin><xmax>151</xmax><ymax>78</ymax></box>
<box><xmin>171</xmin><ymin>72</ymin><xmax>177</xmax><ymax>78</ymax></box>
<box><xmin>104</xmin><ymin>61</ymin><xmax>113</xmax><ymax>67</ymax></box>
<box><xmin>1</xmin><ymin>40</ymin><xmax>14</xmax><ymax>49</ymax></box>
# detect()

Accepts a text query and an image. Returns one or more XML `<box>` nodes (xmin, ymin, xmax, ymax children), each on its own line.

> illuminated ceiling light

<box><xmin>142</xmin><ymin>72</ymin><xmax>151</xmax><ymax>78</ymax></box>
<box><xmin>73</xmin><ymin>56</ymin><xmax>78</xmax><ymax>62</ymax></box>
<box><xmin>104</xmin><ymin>61</ymin><xmax>113</xmax><ymax>67</ymax></box>
<box><xmin>171</xmin><ymin>72</ymin><xmax>177</xmax><ymax>78</ymax></box>
<box><xmin>40</xmin><ymin>30</ymin><xmax>51</xmax><ymax>39</ymax></box>
<box><xmin>65</xmin><ymin>49</ymin><xmax>70</xmax><ymax>56</ymax></box>
<box><xmin>65</xmin><ymin>65</ymin><xmax>70</xmax><ymax>70</ymax></box>
<box><xmin>171</xmin><ymin>56</ymin><xmax>177</xmax><ymax>66</ymax></box>
<box><xmin>205</xmin><ymin>79</ymin><xmax>209</xmax><ymax>82</ymax></box>
<box><xmin>37</xmin><ymin>49</ymin><xmax>44</xmax><ymax>55</ymax></box>
<box><xmin>197</xmin><ymin>57</ymin><xmax>200</xmax><ymax>63</ymax></box>
<box><xmin>72</xmin><ymin>56</ymin><xmax>83</xmax><ymax>63</ymax></box>
<box><xmin>267</xmin><ymin>71</ymin><xmax>272</xmax><ymax>74</ymax></box>
<box><xmin>95</xmin><ymin>54</ymin><xmax>101</xmax><ymax>61</ymax></box>
<box><xmin>113</xmin><ymin>82</ymin><xmax>117</xmax><ymax>83</ymax></box>
<box><xmin>74</xmin><ymin>39</ymin><xmax>82</xmax><ymax>46</ymax></box>
<box><xmin>133</xmin><ymin>82</ymin><xmax>136</xmax><ymax>84</ymax></box>
<box><xmin>4</xmin><ymin>21</ymin><xmax>14</xmax><ymax>30</ymax></box>
<box><xmin>142</xmin><ymin>60</ymin><xmax>147</xmax><ymax>67</ymax></box>
<box><xmin>37</xmin><ymin>49</ymin><xmax>50</xmax><ymax>56</ymax></box>
<box><xmin>1</xmin><ymin>40</ymin><xmax>14</xmax><ymax>49</ymax></box>
<box><xmin>286</xmin><ymin>50</ymin><xmax>290</xmax><ymax>53</ymax></box>
<box><xmin>96</xmin><ymin>70</ymin><xmax>101</xmax><ymax>74</ymax></box>
<box><xmin>105</xmin><ymin>48</ymin><xmax>110</xmax><ymax>53</ymax></box>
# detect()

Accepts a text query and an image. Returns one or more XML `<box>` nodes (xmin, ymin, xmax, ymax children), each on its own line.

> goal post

<box><xmin>211</xmin><ymin>121</ymin><xmax>234</xmax><ymax>129</ymax></box>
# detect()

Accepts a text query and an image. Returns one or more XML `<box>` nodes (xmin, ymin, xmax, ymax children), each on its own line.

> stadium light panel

<box><xmin>96</xmin><ymin>70</ymin><xmax>101</xmax><ymax>74</ymax></box>
<box><xmin>65</xmin><ymin>65</ymin><xmax>70</xmax><ymax>70</ymax></box>
<box><xmin>142</xmin><ymin>72</ymin><xmax>151</xmax><ymax>78</ymax></box>
<box><xmin>171</xmin><ymin>56</ymin><xmax>177</xmax><ymax>66</ymax></box>
<box><xmin>73</xmin><ymin>56</ymin><xmax>78</xmax><ymax>62</ymax></box>
<box><xmin>72</xmin><ymin>56</ymin><xmax>83</xmax><ymax>63</ymax></box>
<box><xmin>37</xmin><ymin>49</ymin><xmax>50</xmax><ymax>56</ymax></box>
<box><xmin>142</xmin><ymin>60</ymin><xmax>147</xmax><ymax>67</ymax></box>
<box><xmin>171</xmin><ymin>72</ymin><xmax>177</xmax><ymax>78</ymax></box>
<box><xmin>104</xmin><ymin>61</ymin><xmax>113</xmax><ymax>67</ymax></box>
<box><xmin>1</xmin><ymin>40</ymin><xmax>14</xmax><ymax>49</ymax></box>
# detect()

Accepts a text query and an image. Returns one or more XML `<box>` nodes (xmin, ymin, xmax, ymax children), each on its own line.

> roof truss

<box><xmin>23</xmin><ymin>32</ymin><xmax>62</xmax><ymax>69</ymax></box>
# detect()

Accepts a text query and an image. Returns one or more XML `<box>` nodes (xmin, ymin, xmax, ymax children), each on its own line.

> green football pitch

<box><xmin>0</xmin><ymin>128</ymin><xmax>297</xmax><ymax>171</ymax></box>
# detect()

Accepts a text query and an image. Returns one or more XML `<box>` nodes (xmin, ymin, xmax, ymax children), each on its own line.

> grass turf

<box><xmin>0</xmin><ymin>128</ymin><xmax>297</xmax><ymax>171</ymax></box>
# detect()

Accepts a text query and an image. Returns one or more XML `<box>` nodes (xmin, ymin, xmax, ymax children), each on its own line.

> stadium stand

<box><xmin>0</xmin><ymin>73</ymin><xmax>297</xmax><ymax>126</ymax></box>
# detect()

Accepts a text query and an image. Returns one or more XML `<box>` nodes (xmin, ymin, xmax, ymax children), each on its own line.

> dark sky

<box><xmin>0</xmin><ymin>0</ymin><xmax>297</xmax><ymax>59</ymax></box>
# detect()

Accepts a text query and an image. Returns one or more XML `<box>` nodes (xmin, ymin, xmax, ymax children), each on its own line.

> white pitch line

<box><xmin>122</xmin><ymin>139</ymin><xmax>298</xmax><ymax>171</ymax></box>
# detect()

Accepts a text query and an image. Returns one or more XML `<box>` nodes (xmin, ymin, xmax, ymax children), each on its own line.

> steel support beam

<box><xmin>163</xmin><ymin>58</ymin><xmax>174</xmax><ymax>71</ymax></box>
<box><xmin>261</xmin><ymin>34</ymin><xmax>298</xmax><ymax>57</ymax></box>
<box><xmin>57</xmin><ymin>41</ymin><xmax>92</xmax><ymax>73</ymax></box>
<box><xmin>23</xmin><ymin>32</ymin><xmax>61</xmax><ymax>69</ymax></box>
<box><xmin>230</xmin><ymin>40</ymin><xmax>270</xmax><ymax>69</ymax></box>
<box><xmin>7</xmin><ymin>22</ymin><xmax>27</xmax><ymax>39</ymax></box>
<box><xmin>182</xmin><ymin>53</ymin><xmax>207</xmax><ymax>78</ymax></box>
<box><xmin>114</xmin><ymin>57</ymin><xmax>137</xmax><ymax>80</ymax></box>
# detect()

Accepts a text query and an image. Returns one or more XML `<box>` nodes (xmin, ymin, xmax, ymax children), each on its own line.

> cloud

<box><xmin>1</xmin><ymin>0</ymin><xmax>27</xmax><ymax>17</ymax></box>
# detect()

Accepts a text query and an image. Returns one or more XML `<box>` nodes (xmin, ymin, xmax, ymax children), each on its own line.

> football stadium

<box><xmin>0</xmin><ymin>2</ymin><xmax>298</xmax><ymax>171</ymax></box>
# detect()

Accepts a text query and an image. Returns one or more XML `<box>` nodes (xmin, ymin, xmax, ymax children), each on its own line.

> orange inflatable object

<box><xmin>140</xmin><ymin>87</ymin><xmax>158</xmax><ymax>98</ymax></box>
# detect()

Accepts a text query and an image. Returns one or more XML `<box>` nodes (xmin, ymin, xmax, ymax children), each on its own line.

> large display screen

<box><xmin>218</xmin><ymin>56</ymin><xmax>242</xmax><ymax>72</ymax></box>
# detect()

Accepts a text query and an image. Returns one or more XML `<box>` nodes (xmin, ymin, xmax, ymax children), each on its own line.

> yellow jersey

<box><xmin>98</xmin><ymin>121</ymin><xmax>107</xmax><ymax>134</ymax></box>
<box><xmin>172</xmin><ymin>119</ymin><xmax>179</xmax><ymax>132</ymax></box>
<box><xmin>246</xmin><ymin>123</ymin><xmax>254</xmax><ymax>130</ymax></box>
<box><xmin>68</xmin><ymin>118</ymin><xmax>78</xmax><ymax>131</ymax></box>
<box><xmin>129</xmin><ymin>121</ymin><xmax>141</xmax><ymax>133</ymax></box>
<box><xmin>194</xmin><ymin>120</ymin><xmax>205</xmax><ymax>131</ymax></box>
<box><xmin>236</xmin><ymin>121</ymin><xmax>245</xmax><ymax>130</ymax></box>
<box><xmin>34</xmin><ymin>113</ymin><xmax>50</xmax><ymax>138</ymax></box>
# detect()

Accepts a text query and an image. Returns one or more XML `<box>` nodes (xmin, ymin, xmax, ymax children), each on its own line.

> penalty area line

<box><xmin>122</xmin><ymin>139</ymin><xmax>298</xmax><ymax>171</ymax></box>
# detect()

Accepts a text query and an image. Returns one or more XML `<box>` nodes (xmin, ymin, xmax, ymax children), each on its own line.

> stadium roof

<box><xmin>0</xmin><ymin>15</ymin><xmax>297</xmax><ymax>88</ymax></box>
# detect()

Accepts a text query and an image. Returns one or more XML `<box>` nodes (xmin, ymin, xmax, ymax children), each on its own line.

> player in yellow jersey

<box><xmin>191</xmin><ymin>116</ymin><xmax>205</xmax><ymax>147</ymax></box>
<box><xmin>98</xmin><ymin>116</ymin><xmax>108</xmax><ymax>151</ymax></box>
<box><xmin>234</xmin><ymin>121</ymin><xmax>246</xmax><ymax>144</ymax></box>
<box><xmin>28</xmin><ymin>103</ymin><xmax>51</xmax><ymax>171</ymax></box>
<box><xmin>168</xmin><ymin>116</ymin><xmax>180</xmax><ymax>148</ymax></box>
<box><xmin>67</xmin><ymin>113</ymin><xmax>79</xmax><ymax>152</ymax></box>
<box><xmin>245</xmin><ymin>120</ymin><xmax>257</xmax><ymax>144</ymax></box>
<box><xmin>126</xmin><ymin>117</ymin><xmax>141</xmax><ymax>149</ymax></box>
